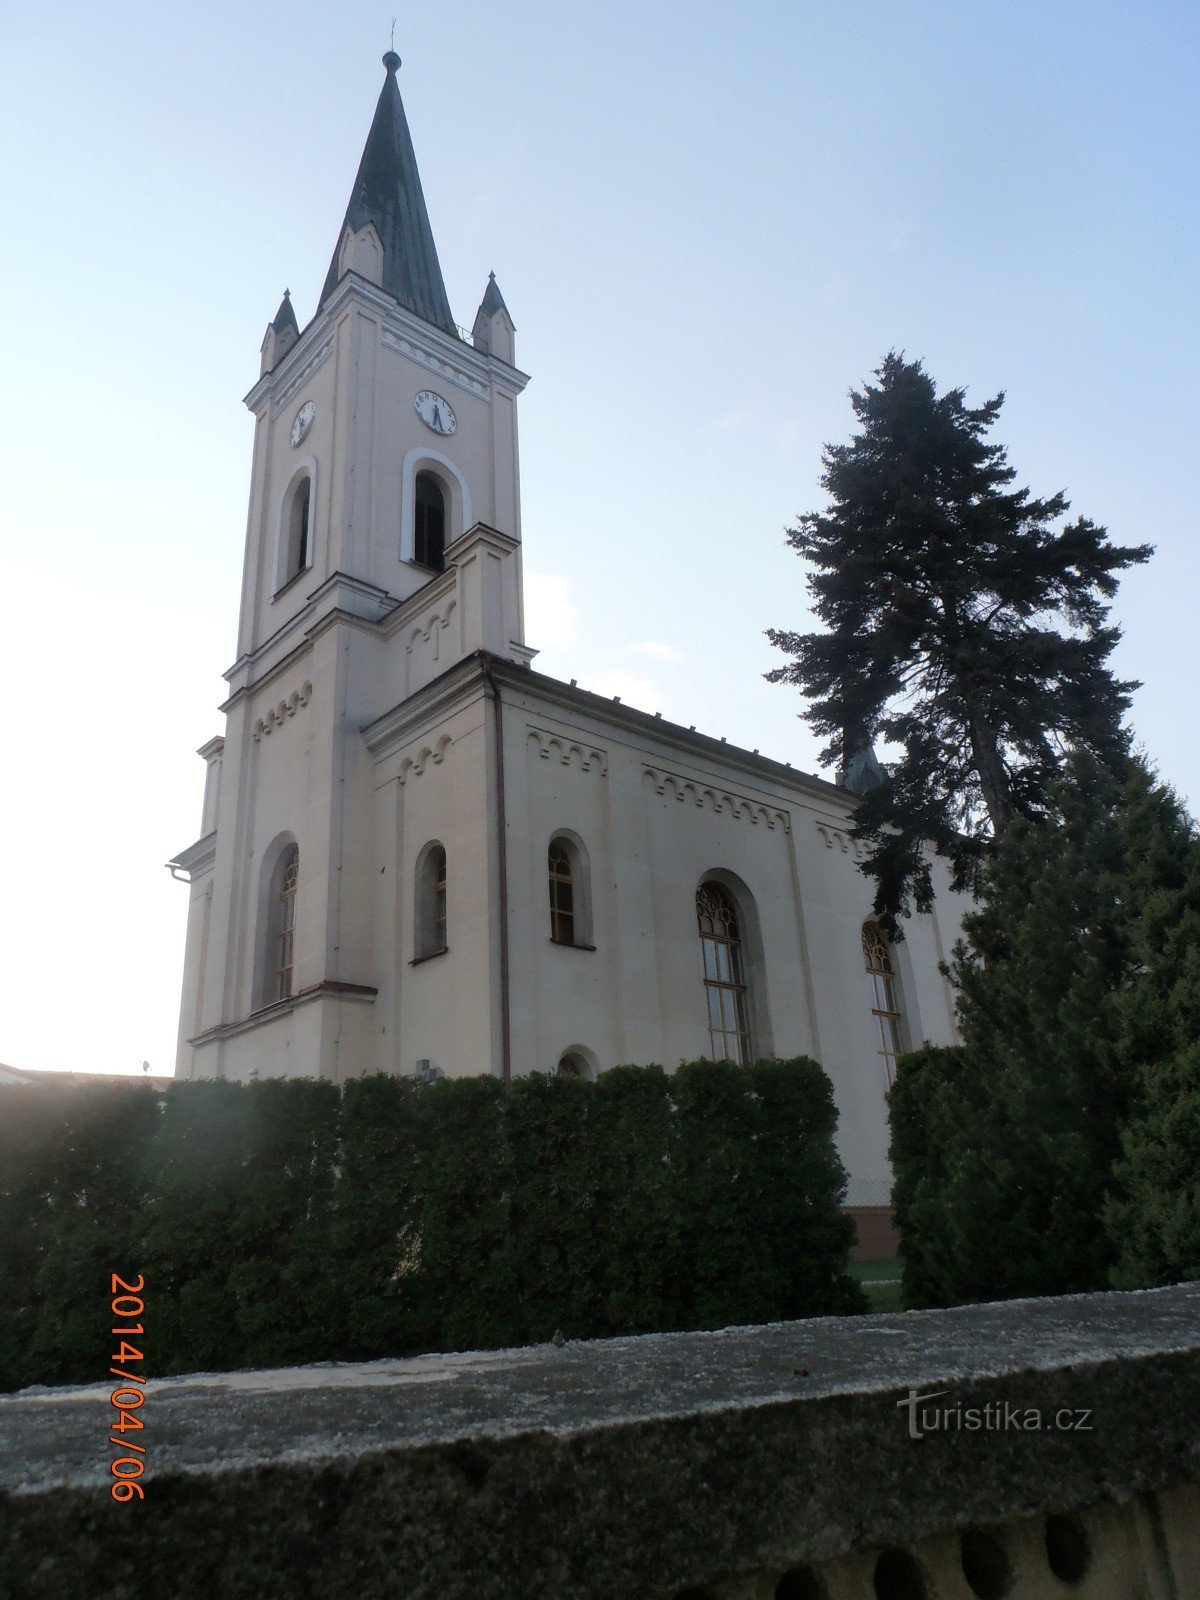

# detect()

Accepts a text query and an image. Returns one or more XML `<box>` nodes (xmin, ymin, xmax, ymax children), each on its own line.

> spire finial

<box><xmin>384</xmin><ymin>20</ymin><xmax>399</xmax><ymax>74</ymax></box>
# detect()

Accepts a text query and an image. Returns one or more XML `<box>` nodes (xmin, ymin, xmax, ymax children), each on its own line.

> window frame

<box><xmin>862</xmin><ymin>921</ymin><xmax>904</xmax><ymax>1086</ymax></box>
<box><xmin>546</xmin><ymin>831</ymin><xmax>594</xmax><ymax>948</ymax></box>
<box><xmin>696</xmin><ymin>882</ymin><xmax>752</xmax><ymax>1066</ymax></box>
<box><xmin>413</xmin><ymin>471</ymin><xmax>447</xmax><ymax>573</ymax></box>
<box><xmin>413</xmin><ymin>841</ymin><xmax>449</xmax><ymax>962</ymax></box>
<box><xmin>276</xmin><ymin>846</ymin><xmax>299</xmax><ymax>1001</ymax></box>
<box><xmin>275</xmin><ymin>463</ymin><xmax>317</xmax><ymax>596</ymax></box>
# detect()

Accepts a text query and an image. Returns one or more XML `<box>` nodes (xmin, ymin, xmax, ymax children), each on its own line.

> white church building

<box><xmin>169</xmin><ymin>52</ymin><xmax>966</xmax><ymax>1251</ymax></box>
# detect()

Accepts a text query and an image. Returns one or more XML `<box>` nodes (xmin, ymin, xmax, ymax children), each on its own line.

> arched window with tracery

<box><xmin>862</xmin><ymin>921</ymin><xmax>904</xmax><ymax>1085</ymax></box>
<box><xmin>414</xmin><ymin>472</ymin><xmax>446</xmax><ymax>572</ymax></box>
<box><xmin>276</xmin><ymin>846</ymin><xmax>299</xmax><ymax>1001</ymax></box>
<box><xmin>697</xmin><ymin>883</ymin><xmax>751</xmax><ymax>1065</ymax></box>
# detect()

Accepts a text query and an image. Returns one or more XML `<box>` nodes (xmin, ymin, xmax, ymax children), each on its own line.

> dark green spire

<box><xmin>271</xmin><ymin>288</ymin><xmax>298</xmax><ymax>335</ymax></box>
<box><xmin>479</xmin><ymin>271</ymin><xmax>510</xmax><ymax>321</ymax></box>
<box><xmin>320</xmin><ymin>52</ymin><xmax>456</xmax><ymax>336</ymax></box>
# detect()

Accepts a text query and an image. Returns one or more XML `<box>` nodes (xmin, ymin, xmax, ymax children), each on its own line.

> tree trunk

<box><xmin>968</xmin><ymin>712</ymin><xmax>1014</xmax><ymax>837</ymax></box>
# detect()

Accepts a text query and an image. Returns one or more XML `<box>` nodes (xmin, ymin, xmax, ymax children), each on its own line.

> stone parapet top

<box><xmin>2</xmin><ymin>1284</ymin><xmax>1198</xmax><ymax>1598</ymax></box>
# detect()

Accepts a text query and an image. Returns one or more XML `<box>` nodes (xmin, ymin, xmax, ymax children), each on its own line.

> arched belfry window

<box><xmin>279</xmin><ymin>474</ymin><xmax>313</xmax><ymax>588</ymax></box>
<box><xmin>275</xmin><ymin>846</ymin><xmax>299</xmax><ymax>1001</ymax></box>
<box><xmin>414</xmin><ymin>472</ymin><xmax>446</xmax><ymax>572</ymax></box>
<box><xmin>863</xmin><ymin>922</ymin><xmax>904</xmax><ymax>1086</ymax></box>
<box><xmin>415</xmin><ymin>842</ymin><xmax>448</xmax><ymax>959</ymax></box>
<box><xmin>697</xmin><ymin>883</ymin><xmax>751</xmax><ymax>1065</ymax></box>
<box><xmin>293</xmin><ymin>479</ymin><xmax>311</xmax><ymax>572</ymax></box>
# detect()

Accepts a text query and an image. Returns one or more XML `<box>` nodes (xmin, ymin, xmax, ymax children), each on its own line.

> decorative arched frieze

<box><xmin>397</xmin><ymin>732</ymin><xmax>453</xmax><ymax>786</ymax></box>
<box><xmin>527</xmin><ymin>729</ymin><xmax>608</xmax><ymax>776</ymax></box>
<box><xmin>252</xmin><ymin>682</ymin><xmax>313</xmax><ymax>742</ymax></box>
<box><xmin>815</xmin><ymin>821</ymin><xmax>863</xmax><ymax>859</ymax></box>
<box><xmin>642</xmin><ymin>766</ymin><xmax>789</xmax><ymax>832</ymax></box>
<box><xmin>381</xmin><ymin>329</ymin><xmax>488</xmax><ymax>399</ymax></box>
<box><xmin>405</xmin><ymin>599</ymin><xmax>457</xmax><ymax>658</ymax></box>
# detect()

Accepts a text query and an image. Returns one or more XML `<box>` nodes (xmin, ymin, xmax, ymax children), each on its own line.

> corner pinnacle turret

<box><xmin>320</xmin><ymin>51</ymin><xmax>456</xmax><ymax>336</ymax></box>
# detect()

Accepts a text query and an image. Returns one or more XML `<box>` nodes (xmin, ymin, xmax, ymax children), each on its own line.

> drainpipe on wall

<box><xmin>480</xmin><ymin>656</ymin><xmax>512</xmax><ymax>1081</ymax></box>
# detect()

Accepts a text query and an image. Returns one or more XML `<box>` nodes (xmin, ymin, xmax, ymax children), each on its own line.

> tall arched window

<box><xmin>862</xmin><ymin>922</ymin><xmax>904</xmax><ymax>1085</ymax></box>
<box><xmin>414</xmin><ymin>472</ymin><xmax>446</xmax><ymax>572</ymax></box>
<box><xmin>415</xmin><ymin>842</ymin><xmax>448</xmax><ymax>958</ymax></box>
<box><xmin>279</xmin><ymin>474</ymin><xmax>313</xmax><ymax>587</ymax></box>
<box><xmin>293</xmin><ymin>478</ymin><xmax>311</xmax><ymax>572</ymax></box>
<box><xmin>548</xmin><ymin>843</ymin><xmax>574</xmax><ymax>943</ymax></box>
<box><xmin>276</xmin><ymin>846</ymin><xmax>299</xmax><ymax>1001</ymax></box>
<box><xmin>697</xmin><ymin>883</ymin><xmax>751</xmax><ymax>1065</ymax></box>
<box><xmin>547</xmin><ymin>832</ymin><xmax>593</xmax><ymax>946</ymax></box>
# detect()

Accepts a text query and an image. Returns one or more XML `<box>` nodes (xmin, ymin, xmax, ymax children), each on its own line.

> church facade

<box><xmin>170</xmin><ymin>52</ymin><xmax>967</xmax><ymax>1245</ymax></box>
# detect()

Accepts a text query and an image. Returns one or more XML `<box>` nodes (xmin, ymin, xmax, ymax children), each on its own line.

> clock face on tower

<box><xmin>415</xmin><ymin>390</ymin><xmax>457</xmax><ymax>436</ymax></box>
<box><xmin>289</xmin><ymin>401</ymin><xmax>315</xmax><ymax>447</ymax></box>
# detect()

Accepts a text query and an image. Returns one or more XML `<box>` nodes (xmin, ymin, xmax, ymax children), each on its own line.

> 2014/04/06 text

<box><xmin>108</xmin><ymin>1273</ymin><xmax>146</xmax><ymax>1501</ymax></box>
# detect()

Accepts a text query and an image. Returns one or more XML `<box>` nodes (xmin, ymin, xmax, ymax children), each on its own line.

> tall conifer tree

<box><xmin>767</xmin><ymin>353</ymin><xmax>1152</xmax><ymax>923</ymax></box>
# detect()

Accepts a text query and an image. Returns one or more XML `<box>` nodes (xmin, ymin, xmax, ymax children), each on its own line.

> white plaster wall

<box><xmin>358</xmin><ymin>674</ymin><xmax>965</xmax><ymax>1207</ymax></box>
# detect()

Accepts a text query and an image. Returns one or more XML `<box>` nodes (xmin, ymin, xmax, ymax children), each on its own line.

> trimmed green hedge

<box><xmin>0</xmin><ymin>1057</ymin><xmax>864</xmax><ymax>1391</ymax></box>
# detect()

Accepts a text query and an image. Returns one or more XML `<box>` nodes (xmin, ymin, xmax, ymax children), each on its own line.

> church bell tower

<box><xmin>170</xmin><ymin>51</ymin><xmax>531</xmax><ymax>1080</ymax></box>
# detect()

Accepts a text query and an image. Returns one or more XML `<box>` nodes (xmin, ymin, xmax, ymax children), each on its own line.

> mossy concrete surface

<box><xmin>1</xmin><ymin>1285</ymin><xmax>1198</xmax><ymax>1599</ymax></box>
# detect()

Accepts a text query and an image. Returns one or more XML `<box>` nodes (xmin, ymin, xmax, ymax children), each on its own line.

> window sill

<box><xmin>549</xmin><ymin>939</ymin><xmax>597</xmax><ymax>952</ymax></box>
<box><xmin>272</xmin><ymin>564</ymin><xmax>314</xmax><ymax>602</ymax></box>
<box><xmin>410</xmin><ymin>946</ymin><xmax>449</xmax><ymax>967</ymax></box>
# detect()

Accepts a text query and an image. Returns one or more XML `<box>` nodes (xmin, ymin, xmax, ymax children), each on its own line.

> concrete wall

<box><xmin>4</xmin><ymin>1284</ymin><xmax>1198</xmax><ymax>1598</ymax></box>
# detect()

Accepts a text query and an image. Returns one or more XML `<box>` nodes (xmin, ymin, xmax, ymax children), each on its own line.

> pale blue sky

<box><xmin>1</xmin><ymin>2</ymin><xmax>1196</xmax><ymax>1075</ymax></box>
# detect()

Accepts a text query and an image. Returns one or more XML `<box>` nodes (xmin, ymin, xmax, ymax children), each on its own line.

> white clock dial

<box><xmin>290</xmin><ymin>401</ymin><xmax>315</xmax><ymax>447</ymax></box>
<box><xmin>415</xmin><ymin>390</ymin><xmax>457</xmax><ymax>436</ymax></box>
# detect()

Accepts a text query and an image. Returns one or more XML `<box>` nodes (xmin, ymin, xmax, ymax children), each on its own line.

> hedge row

<box><xmin>0</xmin><ymin>1058</ymin><xmax>864</xmax><ymax>1392</ymax></box>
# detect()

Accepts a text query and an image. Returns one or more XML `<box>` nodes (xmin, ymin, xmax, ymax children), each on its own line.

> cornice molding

<box><xmin>223</xmin><ymin>571</ymin><xmax>399</xmax><ymax>697</ymax></box>
<box><xmin>382</xmin><ymin>327</ymin><xmax>489</xmax><ymax>403</ymax></box>
<box><xmin>360</xmin><ymin>652</ymin><xmax>861</xmax><ymax>820</ymax></box>
<box><xmin>484</xmin><ymin>656</ymin><xmax>853</xmax><ymax>812</ymax></box>
<box><xmin>445</xmin><ymin>520</ymin><xmax>519</xmax><ymax>561</ymax></box>
<box><xmin>363</xmin><ymin>654</ymin><xmax>485</xmax><ymax>759</ymax></box>
<box><xmin>190</xmin><ymin>979</ymin><xmax>378</xmax><ymax>1047</ymax></box>
<box><xmin>167</xmin><ymin>831</ymin><xmax>217</xmax><ymax>883</ymax></box>
<box><xmin>269</xmin><ymin>336</ymin><xmax>335</xmax><ymax>421</ymax></box>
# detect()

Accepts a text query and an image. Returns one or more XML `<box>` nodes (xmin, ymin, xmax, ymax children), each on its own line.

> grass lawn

<box><xmin>848</xmin><ymin>1258</ymin><xmax>904</xmax><ymax>1313</ymax></box>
